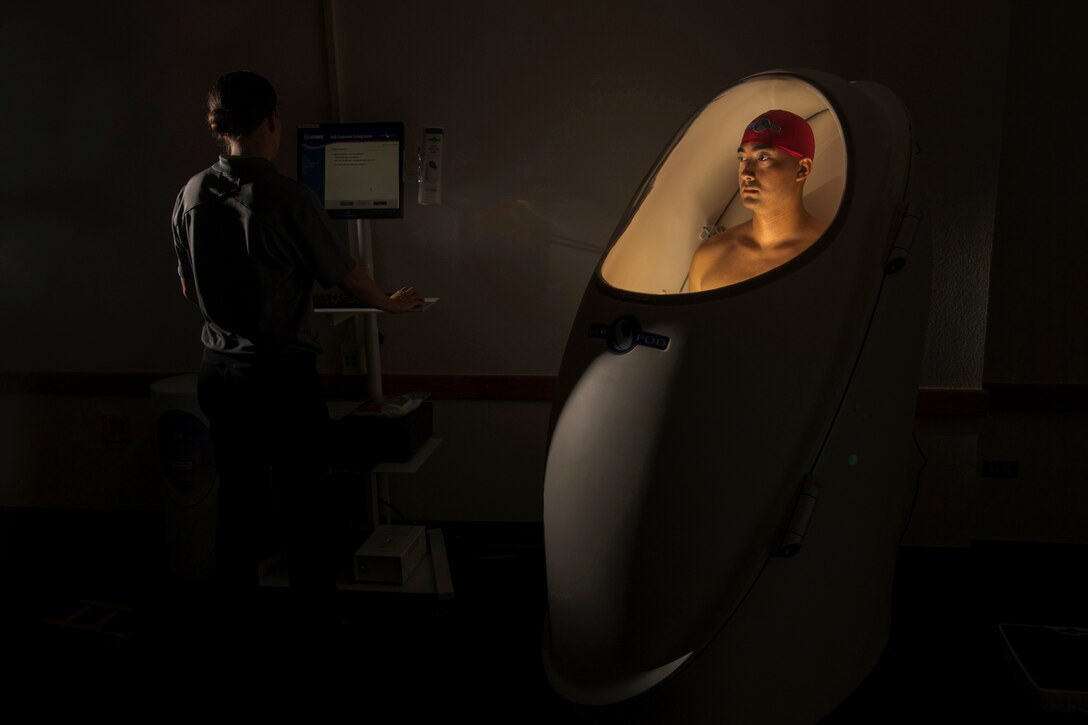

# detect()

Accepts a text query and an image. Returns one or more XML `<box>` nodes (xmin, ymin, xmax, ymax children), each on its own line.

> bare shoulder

<box><xmin>695</xmin><ymin>223</ymin><xmax>748</xmax><ymax>254</ymax></box>
<box><xmin>689</xmin><ymin>223</ymin><xmax>749</xmax><ymax>291</ymax></box>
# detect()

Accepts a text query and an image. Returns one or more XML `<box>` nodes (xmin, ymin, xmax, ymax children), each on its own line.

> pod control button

<box><xmin>587</xmin><ymin>316</ymin><xmax>670</xmax><ymax>354</ymax></box>
<box><xmin>609</xmin><ymin>316</ymin><xmax>638</xmax><ymax>353</ymax></box>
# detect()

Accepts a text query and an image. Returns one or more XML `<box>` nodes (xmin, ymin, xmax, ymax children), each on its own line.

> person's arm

<box><xmin>339</xmin><ymin>265</ymin><xmax>424</xmax><ymax>312</ymax></box>
<box><xmin>173</xmin><ymin>188</ymin><xmax>200</xmax><ymax>305</ymax></box>
<box><xmin>179</xmin><ymin>276</ymin><xmax>198</xmax><ymax>304</ymax></box>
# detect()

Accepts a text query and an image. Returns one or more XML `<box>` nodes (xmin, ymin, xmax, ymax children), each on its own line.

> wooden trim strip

<box><xmin>0</xmin><ymin>371</ymin><xmax>559</xmax><ymax>401</ymax></box>
<box><xmin>983</xmin><ymin>383</ymin><xmax>1088</xmax><ymax>412</ymax></box>
<box><xmin>915</xmin><ymin>388</ymin><xmax>990</xmax><ymax>417</ymax></box>
<box><xmin>326</xmin><ymin>374</ymin><xmax>557</xmax><ymax>401</ymax></box>
<box><xmin>0</xmin><ymin>371</ymin><xmax>175</xmax><ymax>397</ymax></box>
<box><xmin>3</xmin><ymin>371</ymin><xmax>1083</xmax><ymax>414</ymax></box>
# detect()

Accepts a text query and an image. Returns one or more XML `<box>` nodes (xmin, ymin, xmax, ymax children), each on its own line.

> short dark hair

<box><xmin>206</xmin><ymin>71</ymin><xmax>277</xmax><ymax>138</ymax></box>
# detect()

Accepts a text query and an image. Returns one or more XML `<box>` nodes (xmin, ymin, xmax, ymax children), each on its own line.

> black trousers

<box><xmin>197</xmin><ymin>348</ymin><xmax>335</xmax><ymax>597</ymax></box>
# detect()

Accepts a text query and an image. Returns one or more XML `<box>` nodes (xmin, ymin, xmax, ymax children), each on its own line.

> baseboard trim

<box><xmin>4</xmin><ymin>371</ymin><xmax>1082</xmax><ymax>414</ymax></box>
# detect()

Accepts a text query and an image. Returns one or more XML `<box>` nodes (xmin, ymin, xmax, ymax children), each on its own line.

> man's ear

<box><xmin>266</xmin><ymin>111</ymin><xmax>278</xmax><ymax>134</ymax></box>
<box><xmin>796</xmin><ymin>158</ymin><xmax>813</xmax><ymax>181</ymax></box>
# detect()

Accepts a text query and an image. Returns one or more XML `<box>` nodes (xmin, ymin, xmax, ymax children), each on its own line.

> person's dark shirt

<box><xmin>173</xmin><ymin>156</ymin><xmax>354</xmax><ymax>354</ymax></box>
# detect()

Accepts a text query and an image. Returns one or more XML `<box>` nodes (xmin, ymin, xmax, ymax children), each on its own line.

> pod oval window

<box><xmin>599</xmin><ymin>76</ymin><xmax>846</xmax><ymax>295</ymax></box>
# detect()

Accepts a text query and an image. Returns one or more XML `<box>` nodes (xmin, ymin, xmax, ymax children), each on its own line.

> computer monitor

<box><xmin>297</xmin><ymin>122</ymin><xmax>405</xmax><ymax>219</ymax></box>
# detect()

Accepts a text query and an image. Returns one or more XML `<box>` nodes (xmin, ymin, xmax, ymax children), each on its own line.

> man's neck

<box><xmin>227</xmin><ymin>138</ymin><xmax>275</xmax><ymax>160</ymax></box>
<box><xmin>226</xmin><ymin>123</ymin><xmax>277</xmax><ymax>161</ymax></box>
<box><xmin>750</xmin><ymin>202</ymin><xmax>813</xmax><ymax>250</ymax></box>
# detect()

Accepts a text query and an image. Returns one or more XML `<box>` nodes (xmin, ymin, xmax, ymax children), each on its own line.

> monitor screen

<box><xmin>297</xmin><ymin>122</ymin><xmax>404</xmax><ymax>219</ymax></box>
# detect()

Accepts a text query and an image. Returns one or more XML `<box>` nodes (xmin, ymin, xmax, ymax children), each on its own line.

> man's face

<box><xmin>736</xmin><ymin>143</ymin><xmax>810</xmax><ymax>211</ymax></box>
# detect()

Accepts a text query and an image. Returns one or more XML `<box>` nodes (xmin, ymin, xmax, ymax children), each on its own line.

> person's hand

<box><xmin>385</xmin><ymin>286</ymin><xmax>424</xmax><ymax>312</ymax></box>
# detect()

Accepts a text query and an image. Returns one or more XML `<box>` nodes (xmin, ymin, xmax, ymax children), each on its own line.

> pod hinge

<box><xmin>773</xmin><ymin>474</ymin><xmax>819</xmax><ymax>558</ymax></box>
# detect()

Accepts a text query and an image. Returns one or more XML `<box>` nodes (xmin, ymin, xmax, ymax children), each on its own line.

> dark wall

<box><xmin>331</xmin><ymin>0</ymin><xmax>1010</xmax><ymax>383</ymax></box>
<box><xmin>0</xmin><ymin>1</ymin><xmax>331</xmax><ymax>372</ymax></box>
<box><xmin>1</xmin><ymin>0</ymin><xmax>1013</xmax><ymax>387</ymax></box>
<box><xmin>973</xmin><ymin>0</ymin><xmax>1088</xmax><ymax>543</ymax></box>
<box><xmin>858</xmin><ymin>0</ymin><xmax>1012</xmax><ymax>387</ymax></box>
<box><xmin>11</xmin><ymin>0</ymin><xmax>1086</xmax><ymax>539</ymax></box>
<box><xmin>986</xmin><ymin>0</ymin><xmax>1087</xmax><ymax>384</ymax></box>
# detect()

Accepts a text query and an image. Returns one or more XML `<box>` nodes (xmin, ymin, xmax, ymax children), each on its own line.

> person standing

<box><xmin>172</xmin><ymin>71</ymin><xmax>422</xmax><ymax>620</ymax></box>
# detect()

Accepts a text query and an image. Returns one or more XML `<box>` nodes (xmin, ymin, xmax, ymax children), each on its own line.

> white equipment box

<box><xmin>354</xmin><ymin>525</ymin><xmax>427</xmax><ymax>584</ymax></box>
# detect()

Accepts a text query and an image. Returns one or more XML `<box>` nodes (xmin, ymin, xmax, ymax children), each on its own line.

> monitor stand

<box><xmin>351</xmin><ymin>218</ymin><xmax>384</xmax><ymax>402</ymax></box>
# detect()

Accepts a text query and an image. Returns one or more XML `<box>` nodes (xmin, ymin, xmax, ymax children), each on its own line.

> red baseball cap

<box><xmin>740</xmin><ymin>109</ymin><xmax>815</xmax><ymax>159</ymax></box>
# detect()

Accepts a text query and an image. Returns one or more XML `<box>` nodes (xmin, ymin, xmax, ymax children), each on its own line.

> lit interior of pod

<box><xmin>599</xmin><ymin>76</ymin><xmax>847</xmax><ymax>295</ymax></box>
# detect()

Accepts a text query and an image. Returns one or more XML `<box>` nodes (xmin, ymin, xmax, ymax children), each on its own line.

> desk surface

<box><xmin>314</xmin><ymin>296</ymin><xmax>439</xmax><ymax>313</ymax></box>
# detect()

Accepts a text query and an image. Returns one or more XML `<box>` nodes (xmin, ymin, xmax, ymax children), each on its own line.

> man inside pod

<box><xmin>688</xmin><ymin>109</ymin><xmax>827</xmax><ymax>291</ymax></box>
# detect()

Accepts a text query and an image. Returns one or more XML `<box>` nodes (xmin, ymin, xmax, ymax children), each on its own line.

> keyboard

<box><xmin>313</xmin><ymin>294</ymin><xmax>440</xmax><ymax>311</ymax></box>
<box><xmin>313</xmin><ymin>292</ymin><xmax>372</xmax><ymax>309</ymax></box>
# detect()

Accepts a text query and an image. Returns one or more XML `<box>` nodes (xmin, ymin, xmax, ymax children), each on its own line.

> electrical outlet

<box><xmin>341</xmin><ymin>343</ymin><xmax>360</xmax><ymax>374</ymax></box>
<box><xmin>981</xmin><ymin>459</ymin><xmax>1019</xmax><ymax>478</ymax></box>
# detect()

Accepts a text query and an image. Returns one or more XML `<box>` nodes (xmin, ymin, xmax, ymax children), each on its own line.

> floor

<box><xmin>1</xmin><ymin>508</ymin><xmax>1085</xmax><ymax>722</ymax></box>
